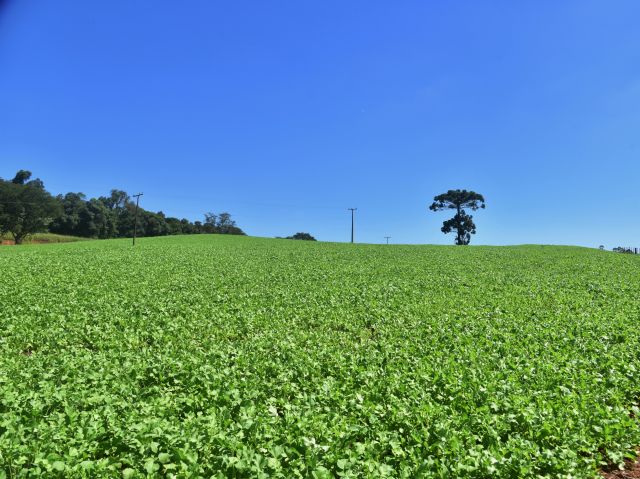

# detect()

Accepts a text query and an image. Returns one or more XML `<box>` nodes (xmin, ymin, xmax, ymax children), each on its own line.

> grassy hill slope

<box><xmin>1</xmin><ymin>235</ymin><xmax>639</xmax><ymax>478</ymax></box>
<box><xmin>1</xmin><ymin>232</ymin><xmax>88</xmax><ymax>245</ymax></box>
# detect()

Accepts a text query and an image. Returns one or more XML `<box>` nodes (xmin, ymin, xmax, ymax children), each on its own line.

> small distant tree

<box><xmin>0</xmin><ymin>171</ymin><xmax>61</xmax><ymax>244</ymax></box>
<box><xmin>202</xmin><ymin>212</ymin><xmax>246</xmax><ymax>235</ymax></box>
<box><xmin>216</xmin><ymin>212</ymin><xmax>238</xmax><ymax>234</ymax></box>
<box><xmin>429</xmin><ymin>189</ymin><xmax>486</xmax><ymax>245</ymax></box>
<box><xmin>286</xmin><ymin>232</ymin><xmax>316</xmax><ymax>241</ymax></box>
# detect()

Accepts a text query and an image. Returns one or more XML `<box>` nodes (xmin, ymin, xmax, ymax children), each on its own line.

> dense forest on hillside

<box><xmin>0</xmin><ymin>170</ymin><xmax>245</xmax><ymax>243</ymax></box>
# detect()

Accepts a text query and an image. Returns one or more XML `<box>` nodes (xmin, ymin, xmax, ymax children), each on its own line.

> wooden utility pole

<box><xmin>384</xmin><ymin>236</ymin><xmax>391</xmax><ymax>245</ymax></box>
<box><xmin>348</xmin><ymin>208</ymin><xmax>357</xmax><ymax>243</ymax></box>
<box><xmin>132</xmin><ymin>193</ymin><xmax>143</xmax><ymax>246</ymax></box>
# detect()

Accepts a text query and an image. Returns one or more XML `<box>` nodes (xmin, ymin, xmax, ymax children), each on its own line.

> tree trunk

<box><xmin>455</xmin><ymin>205</ymin><xmax>462</xmax><ymax>245</ymax></box>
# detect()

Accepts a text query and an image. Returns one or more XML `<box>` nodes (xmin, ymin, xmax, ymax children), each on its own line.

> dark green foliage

<box><xmin>429</xmin><ymin>189</ymin><xmax>486</xmax><ymax>245</ymax></box>
<box><xmin>1</xmin><ymin>170</ymin><xmax>247</xmax><ymax>242</ymax></box>
<box><xmin>179</xmin><ymin>218</ymin><xmax>197</xmax><ymax>235</ymax></box>
<box><xmin>50</xmin><ymin>193</ymin><xmax>118</xmax><ymax>239</ymax></box>
<box><xmin>98</xmin><ymin>189</ymin><xmax>130</xmax><ymax>210</ymax></box>
<box><xmin>84</xmin><ymin>198</ymin><xmax>119</xmax><ymax>238</ymax></box>
<box><xmin>49</xmin><ymin>192</ymin><xmax>88</xmax><ymax>235</ymax></box>
<box><xmin>204</xmin><ymin>211</ymin><xmax>246</xmax><ymax>235</ymax></box>
<box><xmin>613</xmin><ymin>247</ymin><xmax>638</xmax><ymax>254</ymax></box>
<box><xmin>165</xmin><ymin>217</ymin><xmax>186</xmax><ymax>235</ymax></box>
<box><xmin>140</xmin><ymin>210</ymin><xmax>171</xmax><ymax>237</ymax></box>
<box><xmin>11</xmin><ymin>170</ymin><xmax>33</xmax><ymax>185</ymax></box>
<box><xmin>286</xmin><ymin>232</ymin><xmax>317</xmax><ymax>241</ymax></box>
<box><xmin>440</xmin><ymin>210</ymin><xmax>476</xmax><ymax>245</ymax></box>
<box><xmin>0</xmin><ymin>171</ymin><xmax>61</xmax><ymax>244</ymax></box>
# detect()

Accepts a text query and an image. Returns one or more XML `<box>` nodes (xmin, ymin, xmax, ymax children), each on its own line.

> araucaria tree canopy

<box><xmin>429</xmin><ymin>189</ymin><xmax>486</xmax><ymax>245</ymax></box>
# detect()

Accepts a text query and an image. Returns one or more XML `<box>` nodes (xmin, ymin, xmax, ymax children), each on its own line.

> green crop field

<box><xmin>1</xmin><ymin>235</ymin><xmax>639</xmax><ymax>478</ymax></box>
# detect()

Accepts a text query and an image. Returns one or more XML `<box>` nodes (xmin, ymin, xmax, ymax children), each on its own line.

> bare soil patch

<box><xmin>602</xmin><ymin>452</ymin><xmax>640</xmax><ymax>478</ymax></box>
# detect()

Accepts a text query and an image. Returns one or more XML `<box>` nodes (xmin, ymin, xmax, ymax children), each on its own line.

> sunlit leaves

<box><xmin>0</xmin><ymin>237</ymin><xmax>639</xmax><ymax>477</ymax></box>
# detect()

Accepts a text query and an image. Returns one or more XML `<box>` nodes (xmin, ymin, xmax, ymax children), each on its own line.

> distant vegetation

<box><xmin>285</xmin><ymin>232</ymin><xmax>316</xmax><ymax>241</ymax></box>
<box><xmin>0</xmin><ymin>170</ymin><xmax>245</xmax><ymax>243</ymax></box>
<box><xmin>613</xmin><ymin>246</ymin><xmax>639</xmax><ymax>254</ymax></box>
<box><xmin>202</xmin><ymin>212</ymin><xmax>245</xmax><ymax>236</ymax></box>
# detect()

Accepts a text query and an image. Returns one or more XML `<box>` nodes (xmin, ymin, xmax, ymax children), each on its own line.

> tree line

<box><xmin>0</xmin><ymin>170</ymin><xmax>245</xmax><ymax>244</ymax></box>
<box><xmin>612</xmin><ymin>246</ymin><xmax>639</xmax><ymax>254</ymax></box>
<box><xmin>2</xmin><ymin>170</ymin><xmax>486</xmax><ymax>246</ymax></box>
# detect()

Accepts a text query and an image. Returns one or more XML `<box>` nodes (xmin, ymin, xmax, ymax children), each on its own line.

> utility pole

<box><xmin>132</xmin><ymin>193</ymin><xmax>143</xmax><ymax>246</ymax></box>
<box><xmin>347</xmin><ymin>208</ymin><xmax>357</xmax><ymax>243</ymax></box>
<box><xmin>384</xmin><ymin>236</ymin><xmax>391</xmax><ymax>245</ymax></box>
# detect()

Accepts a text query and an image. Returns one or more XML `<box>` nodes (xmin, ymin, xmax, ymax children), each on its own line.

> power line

<box><xmin>384</xmin><ymin>236</ymin><xmax>391</xmax><ymax>244</ymax></box>
<box><xmin>347</xmin><ymin>208</ymin><xmax>357</xmax><ymax>243</ymax></box>
<box><xmin>132</xmin><ymin>193</ymin><xmax>143</xmax><ymax>246</ymax></box>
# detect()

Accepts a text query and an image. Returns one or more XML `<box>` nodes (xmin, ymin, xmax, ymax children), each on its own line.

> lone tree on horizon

<box><xmin>429</xmin><ymin>189</ymin><xmax>486</xmax><ymax>245</ymax></box>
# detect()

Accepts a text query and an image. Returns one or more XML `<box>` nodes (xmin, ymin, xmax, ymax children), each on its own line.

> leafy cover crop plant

<box><xmin>1</xmin><ymin>236</ymin><xmax>639</xmax><ymax>478</ymax></box>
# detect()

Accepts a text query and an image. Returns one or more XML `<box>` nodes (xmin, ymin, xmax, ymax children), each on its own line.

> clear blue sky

<box><xmin>1</xmin><ymin>1</ymin><xmax>639</xmax><ymax>246</ymax></box>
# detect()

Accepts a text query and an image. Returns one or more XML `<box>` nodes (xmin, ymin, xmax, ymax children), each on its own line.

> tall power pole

<box><xmin>132</xmin><ymin>193</ymin><xmax>143</xmax><ymax>246</ymax></box>
<box><xmin>384</xmin><ymin>236</ymin><xmax>391</xmax><ymax>245</ymax></box>
<box><xmin>347</xmin><ymin>208</ymin><xmax>357</xmax><ymax>243</ymax></box>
